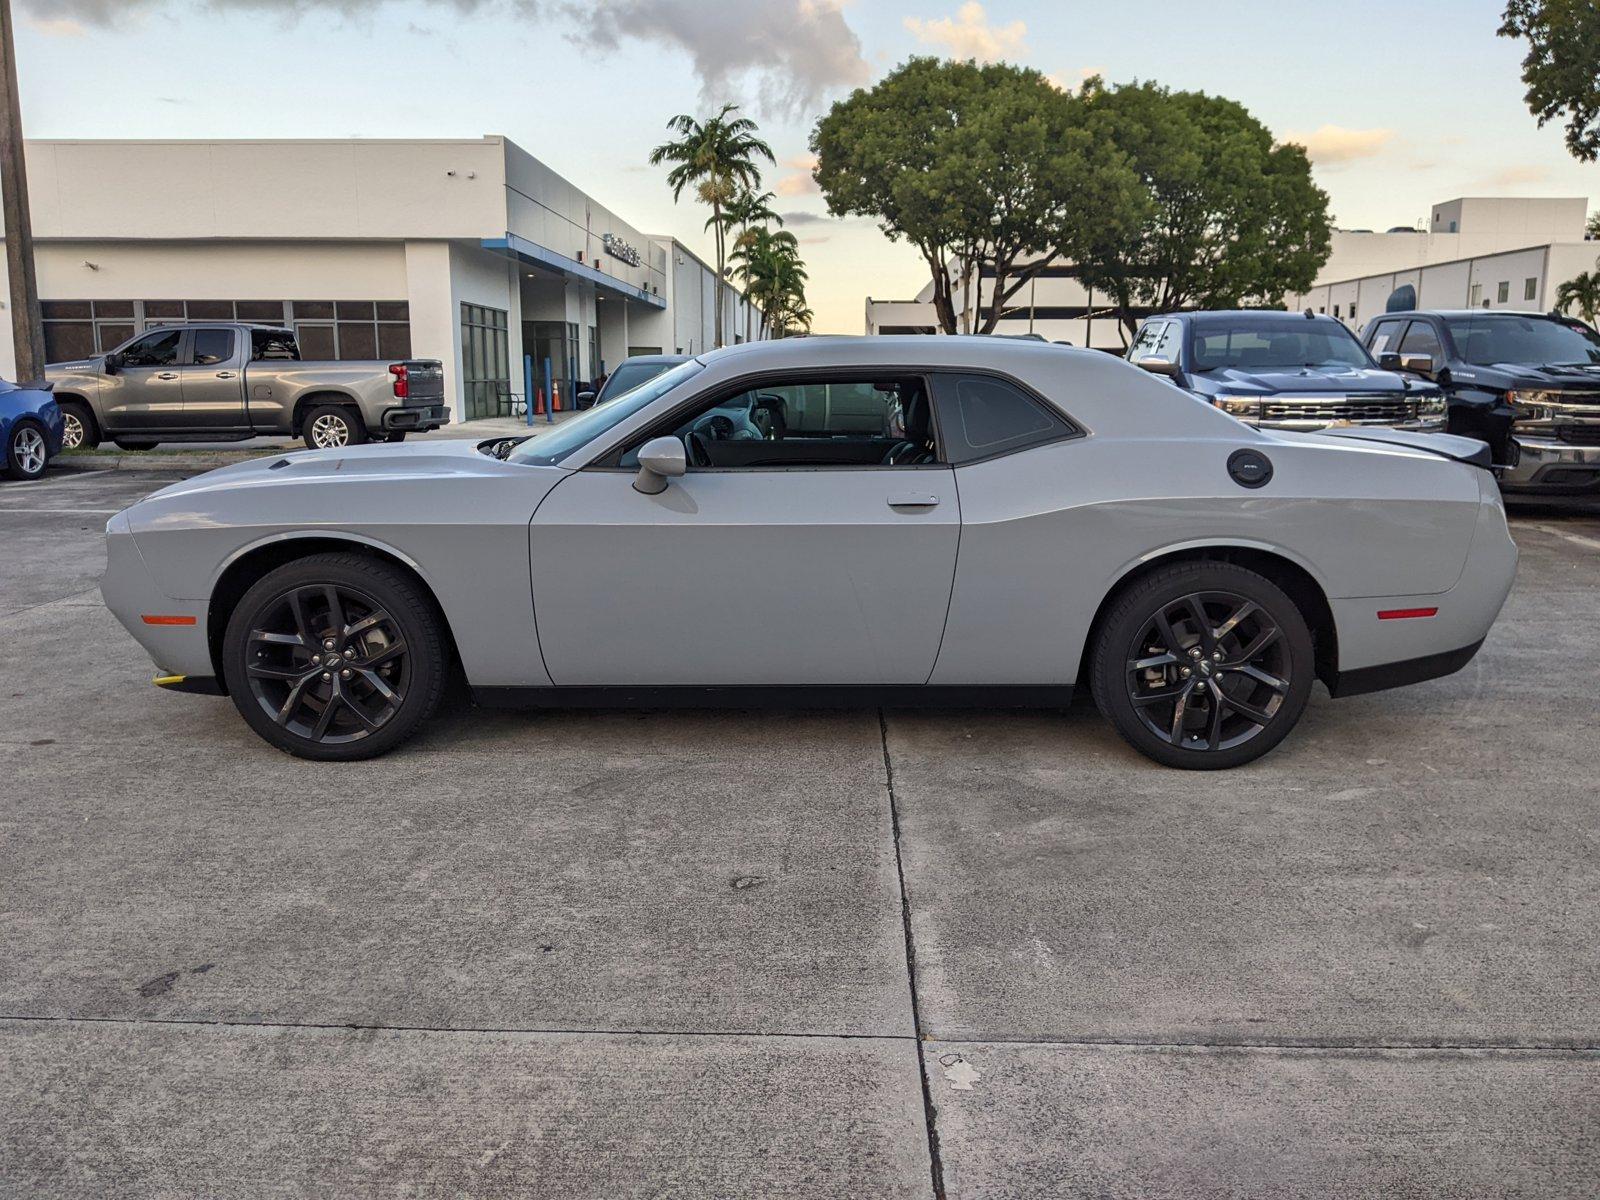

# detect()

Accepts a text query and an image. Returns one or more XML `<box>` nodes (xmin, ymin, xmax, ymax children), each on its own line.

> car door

<box><xmin>100</xmin><ymin>328</ymin><xmax>187</xmax><ymax>431</ymax></box>
<box><xmin>529</xmin><ymin>373</ymin><xmax>961</xmax><ymax>686</ymax></box>
<box><xmin>179</xmin><ymin>327</ymin><xmax>248</xmax><ymax>429</ymax></box>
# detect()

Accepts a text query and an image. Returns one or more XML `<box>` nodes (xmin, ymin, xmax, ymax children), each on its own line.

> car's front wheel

<box><xmin>222</xmin><ymin>553</ymin><xmax>447</xmax><ymax>760</ymax></box>
<box><xmin>59</xmin><ymin>401</ymin><xmax>100</xmax><ymax>451</ymax></box>
<box><xmin>3</xmin><ymin>420</ymin><xmax>49</xmax><ymax>480</ymax></box>
<box><xmin>1090</xmin><ymin>562</ymin><xmax>1315</xmax><ymax>770</ymax></box>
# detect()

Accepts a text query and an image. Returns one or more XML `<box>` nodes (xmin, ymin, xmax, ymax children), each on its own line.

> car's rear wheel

<box><xmin>4</xmin><ymin>420</ymin><xmax>48</xmax><ymax>480</ymax></box>
<box><xmin>303</xmin><ymin>405</ymin><xmax>368</xmax><ymax>450</ymax></box>
<box><xmin>1091</xmin><ymin>562</ymin><xmax>1315</xmax><ymax>770</ymax></box>
<box><xmin>222</xmin><ymin>553</ymin><xmax>446</xmax><ymax>760</ymax></box>
<box><xmin>383</xmin><ymin>431</ymin><xmax>408</xmax><ymax>443</ymax></box>
<box><xmin>59</xmin><ymin>401</ymin><xmax>100</xmax><ymax>450</ymax></box>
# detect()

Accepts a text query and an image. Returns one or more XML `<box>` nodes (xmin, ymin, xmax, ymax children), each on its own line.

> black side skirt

<box><xmin>472</xmin><ymin>684</ymin><xmax>1075</xmax><ymax>710</ymax></box>
<box><xmin>1328</xmin><ymin>640</ymin><xmax>1484</xmax><ymax>699</ymax></box>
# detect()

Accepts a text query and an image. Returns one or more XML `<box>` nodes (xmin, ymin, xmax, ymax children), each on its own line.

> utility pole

<box><xmin>0</xmin><ymin>0</ymin><xmax>42</xmax><ymax>384</ymax></box>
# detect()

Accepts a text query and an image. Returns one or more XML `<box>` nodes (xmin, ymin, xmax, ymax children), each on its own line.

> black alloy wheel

<box><xmin>1092</xmin><ymin>562</ymin><xmax>1314</xmax><ymax>769</ymax></box>
<box><xmin>223</xmin><ymin>554</ymin><xmax>446</xmax><ymax>760</ymax></box>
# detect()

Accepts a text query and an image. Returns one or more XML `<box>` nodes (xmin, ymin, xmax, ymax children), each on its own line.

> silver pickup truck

<box><xmin>46</xmin><ymin>323</ymin><xmax>448</xmax><ymax>451</ymax></box>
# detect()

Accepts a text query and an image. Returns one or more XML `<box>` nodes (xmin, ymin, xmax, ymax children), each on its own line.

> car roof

<box><xmin>694</xmin><ymin>334</ymin><xmax>1108</xmax><ymax>374</ymax></box>
<box><xmin>616</xmin><ymin>354</ymin><xmax>689</xmax><ymax>366</ymax></box>
<box><xmin>1389</xmin><ymin>309</ymin><xmax>1557</xmax><ymax>320</ymax></box>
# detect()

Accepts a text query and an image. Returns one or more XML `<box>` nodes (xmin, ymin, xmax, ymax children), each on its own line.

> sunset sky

<box><xmin>16</xmin><ymin>0</ymin><xmax>1598</xmax><ymax>332</ymax></box>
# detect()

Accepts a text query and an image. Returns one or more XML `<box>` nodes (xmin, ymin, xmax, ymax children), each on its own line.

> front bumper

<box><xmin>382</xmin><ymin>404</ymin><xmax>451</xmax><ymax>432</ymax></box>
<box><xmin>1499</xmin><ymin>435</ymin><xmax>1600</xmax><ymax>492</ymax></box>
<box><xmin>101</xmin><ymin>512</ymin><xmax>215</xmax><ymax>681</ymax></box>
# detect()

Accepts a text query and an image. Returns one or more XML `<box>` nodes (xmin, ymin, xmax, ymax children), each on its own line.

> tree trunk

<box><xmin>712</xmin><ymin>198</ymin><xmax>725</xmax><ymax>349</ymax></box>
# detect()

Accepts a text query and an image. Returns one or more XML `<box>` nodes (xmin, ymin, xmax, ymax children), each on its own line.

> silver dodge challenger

<box><xmin>102</xmin><ymin>337</ymin><xmax>1517</xmax><ymax>769</ymax></box>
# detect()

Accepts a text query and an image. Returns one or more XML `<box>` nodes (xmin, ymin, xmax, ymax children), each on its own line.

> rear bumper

<box><xmin>381</xmin><ymin>404</ymin><xmax>450</xmax><ymax>432</ymax></box>
<box><xmin>1499</xmin><ymin>436</ymin><xmax>1600</xmax><ymax>492</ymax></box>
<box><xmin>1328</xmin><ymin>639</ymin><xmax>1483</xmax><ymax>698</ymax></box>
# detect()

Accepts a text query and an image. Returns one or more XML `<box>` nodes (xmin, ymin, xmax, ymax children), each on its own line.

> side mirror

<box><xmin>103</xmin><ymin>352</ymin><xmax>122</xmax><ymax>375</ymax></box>
<box><xmin>633</xmin><ymin>436</ymin><xmax>687</xmax><ymax>495</ymax></box>
<box><xmin>1400</xmin><ymin>353</ymin><xmax>1436</xmax><ymax>376</ymax></box>
<box><xmin>1137</xmin><ymin>356</ymin><xmax>1178</xmax><ymax>376</ymax></box>
<box><xmin>576</xmin><ymin>390</ymin><xmax>597</xmax><ymax>409</ymax></box>
<box><xmin>1377</xmin><ymin>351</ymin><xmax>1402</xmax><ymax>371</ymax></box>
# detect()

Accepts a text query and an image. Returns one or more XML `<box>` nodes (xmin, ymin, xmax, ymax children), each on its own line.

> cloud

<box><xmin>1486</xmin><ymin>164</ymin><xmax>1552</xmax><ymax>186</ymax></box>
<box><xmin>21</xmin><ymin>0</ymin><xmax>512</xmax><ymax>21</ymax></box>
<box><xmin>777</xmin><ymin>172</ymin><xmax>818</xmax><ymax>196</ymax></box>
<box><xmin>779</xmin><ymin>210</ymin><xmax>869</xmax><ymax>227</ymax></box>
<box><xmin>21</xmin><ymin>13</ymin><xmax>88</xmax><ymax>33</ymax></box>
<box><xmin>1280</xmin><ymin>124</ymin><xmax>1396</xmax><ymax>165</ymax></box>
<box><xmin>1045</xmin><ymin>65</ymin><xmax>1103</xmax><ymax>92</ymax></box>
<box><xmin>566</xmin><ymin>0</ymin><xmax>870</xmax><ymax>119</ymax></box>
<box><xmin>904</xmin><ymin>2</ymin><xmax>1026</xmax><ymax>62</ymax></box>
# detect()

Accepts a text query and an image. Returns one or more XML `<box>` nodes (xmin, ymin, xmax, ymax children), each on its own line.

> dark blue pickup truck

<box><xmin>1126</xmin><ymin>310</ymin><xmax>1445</xmax><ymax>432</ymax></box>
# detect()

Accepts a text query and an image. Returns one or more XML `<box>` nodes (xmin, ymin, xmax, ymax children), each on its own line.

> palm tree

<box><xmin>732</xmin><ymin>228</ymin><xmax>808</xmax><ymax>338</ymax></box>
<box><xmin>1555</xmin><ymin>269</ymin><xmax>1600</xmax><ymax>329</ymax></box>
<box><xmin>719</xmin><ymin>188</ymin><xmax>783</xmax><ymax>343</ymax></box>
<box><xmin>649</xmin><ymin>105</ymin><xmax>774</xmax><ymax>348</ymax></box>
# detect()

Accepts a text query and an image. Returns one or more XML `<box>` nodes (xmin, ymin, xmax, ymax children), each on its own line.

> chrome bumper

<box><xmin>1500</xmin><ymin>436</ymin><xmax>1600</xmax><ymax>491</ymax></box>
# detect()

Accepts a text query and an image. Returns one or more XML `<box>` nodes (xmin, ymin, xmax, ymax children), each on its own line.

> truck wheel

<box><xmin>4</xmin><ymin>420</ymin><xmax>49</xmax><ymax>480</ymax></box>
<box><xmin>59</xmin><ymin>401</ymin><xmax>100</xmax><ymax>450</ymax></box>
<box><xmin>303</xmin><ymin>405</ymin><xmax>368</xmax><ymax>450</ymax></box>
<box><xmin>383</xmin><ymin>432</ymin><xmax>408</xmax><ymax>443</ymax></box>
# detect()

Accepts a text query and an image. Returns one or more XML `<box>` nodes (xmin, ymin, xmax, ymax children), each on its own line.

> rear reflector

<box><xmin>142</xmin><ymin>615</ymin><xmax>197</xmax><ymax>626</ymax></box>
<box><xmin>1377</xmin><ymin>607</ymin><xmax>1438</xmax><ymax>620</ymax></box>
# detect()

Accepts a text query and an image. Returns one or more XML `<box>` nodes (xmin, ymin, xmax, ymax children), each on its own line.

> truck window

<box><xmin>120</xmin><ymin>329</ymin><xmax>182</xmax><ymax>367</ymax></box>
<box><xmin>1397</xmin><ymin>321</ymin><xmax>1442</xmax><ymax>360</ymax></box>
<box><xmin>191</xmin><ymin>329</ymin><xmax>236</xmax><ymax>366</ymax></box>
<box><xmin>251</xmin><ymin>330</ymin><xmax>301</xmax><ymax>361</ymax></box>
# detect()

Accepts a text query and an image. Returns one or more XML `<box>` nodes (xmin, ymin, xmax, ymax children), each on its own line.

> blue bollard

<box><xmin>524</xmin><ymin>354</ymin><xmax>535</xmax><ymax>428</ymax></box>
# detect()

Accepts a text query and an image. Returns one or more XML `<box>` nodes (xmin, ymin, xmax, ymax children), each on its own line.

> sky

<box><xmin>14</xmin><ymin>0</ymin><xmax>1599</xmax><ymax>333</ymax></box>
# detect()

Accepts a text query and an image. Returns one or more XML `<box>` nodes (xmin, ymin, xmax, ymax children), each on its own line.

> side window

<box><xmin>119</xmin><ymin>329</ymin><xmax>183</xmax><ymax>368</ymax></box>
<box><xmin>1127</xmin><ymin>322</ymin><xmax>1164</xmax><ymax>362</ymax></box>
<box><xmin>1365</xmin><ymin>320</ymin><xmax>1401</xmax><ymax>355</ymax></box>
<box><xmin>622</xmin><ymin>375</ymin><xmax>938</xmax><ymax>469</ymax></box>
<box><xmin>1398</xmin><ymin>321</ymin><xmax>1442</xmax><ymax>359</ymax></box>
<box><xmin>190</xmin><ymin>329</ymin><xmax>236</xmax><ymax>366</ymax></box>
<box><xmin>1153</xmin><ymin>321</ymin><xmax>1183</xmax><ymax>362</ymax></box>
<box><xmin>930</xmin><ymin>373</ymin><xmax>1074</xmax><ymax>464</ymax></box>
<box><xmin>251</xmin><ymin>329</ymin><xmax>300</xmax><ymax>361</ymax></box>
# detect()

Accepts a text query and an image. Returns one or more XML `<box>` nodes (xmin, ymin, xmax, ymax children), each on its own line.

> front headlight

<box><xmin>1213</xmin><ymin>395</ymin><xmax>1264</xmax><ymax>417</ymax></box>
<box><xmin>1505</xmin><ymin>389</ymin><xmax>1556</xmax><ymax>422</ymax></box>
<box><xmin>1415</xmin><ymin>392</ymin><xmax>1446</xmax><ymax>416</ymax></box>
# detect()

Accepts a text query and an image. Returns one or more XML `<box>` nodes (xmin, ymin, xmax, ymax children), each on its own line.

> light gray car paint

<box><xmin>101</xmin><ymin>336</ymin><xmax>1517</xmax><ymax>696</ymax></box>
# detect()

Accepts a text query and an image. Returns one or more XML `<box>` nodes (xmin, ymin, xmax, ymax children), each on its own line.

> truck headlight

<box><xmin>1213</xmin><ymin>395</ymin><xmax>1264</xmax><ymax>417</ymax></box>
<box><xmin>1505</xmin><ymin>389</ymin><xmax>1556</xmax><ymax>422</ymax></box>
<box><xmin>1415</xmin><ymin>392</ymin><xmax>1446</xmax><ymax>416</ymax></box>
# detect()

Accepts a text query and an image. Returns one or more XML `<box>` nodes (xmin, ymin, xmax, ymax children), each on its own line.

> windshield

<box><xmin>1190</xmin><ymin>318</ymin><xmax>1372</xmax><ymax>372</ymax></box>
<box><xmin>508</xmin><ymin>359</ymin><xmax>704</xmax><ymax>465</ymax></box>
<box><xmin>1444</xmin><ymin>314</ymin><xmax>1600</xmax><ymax>366</ymax></box>
<box><xmin>599</xmin><ymin>360</ymin><xmax>674</xmax><ymax>403</ymax></box>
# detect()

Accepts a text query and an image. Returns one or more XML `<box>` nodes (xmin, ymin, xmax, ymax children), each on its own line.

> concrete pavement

<box><xmin>1</xmin><ymin>465</ymin><xmax>1598</xmax><ymax>1197</ymax></box>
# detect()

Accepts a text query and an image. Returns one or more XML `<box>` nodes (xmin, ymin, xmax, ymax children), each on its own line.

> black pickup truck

<box><xmin>1359</xmin><ymin>309</ymin><xmax>1600</xmax><ymax>494</ymax></box>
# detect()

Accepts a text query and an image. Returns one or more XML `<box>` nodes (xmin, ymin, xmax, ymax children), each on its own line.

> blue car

<box><xmin>1</xmin><ymin>377</ymin><xmax>65</xmax><ymax>481</ymax></box>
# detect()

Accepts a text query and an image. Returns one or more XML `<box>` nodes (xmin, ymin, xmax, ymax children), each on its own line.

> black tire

<box><xmin>4</xmin><ymin>419</ymin><xmax>49</xmax><ymax>480</ymax></box>
<box><xmin>113</xmin><ymin>439</ymin><xmax>156</xmax><ymax>451</ymax></box>
<box><xmin>58</xmin><ymin>400</ymin><xmax>100</xmax><ymax>450</ymax></box>
<box><xmin>383</xmin><ymin>431</ymin><xmax>408</xmax><ymax>443</ymax></box>
<box><xmin>1090</xmin><ymin>561</ymin><xmax>1315</xmax><ymax>770</ymax></box>
<box><xmin>222</xmin><ymin>553</ymin><xmax>447</xmax><ymax>761</ymax></box>
<box><xmin>302</xmin><ymin>405</ymin><xmax>368</xmax><ymax>451</ymax></box>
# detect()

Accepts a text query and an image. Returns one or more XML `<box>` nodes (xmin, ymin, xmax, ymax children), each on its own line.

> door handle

<box><xmin>156</xmin><ymin>371</ymin><xmax>178</xmax><ymax>380</ymax></box>
<box><xmin>215</xmin><ymin>371</ymin><xmax>237</xmax><ymax>379</ymax></box>
<box><xmin>887</xmin><ymin>494</ymin><xmax>940</xmax><ymax>508</ymax></box>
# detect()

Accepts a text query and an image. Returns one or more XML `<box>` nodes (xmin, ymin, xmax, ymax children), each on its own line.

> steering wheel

<box><xmin>705</xmin><ymin>414</ymin><xmax>735</xmax><ymax>441</ymax></box>
<box><xmin>682</xmin><ymin>430</ymin><xmax>713</xmax><ymax>468</ymax></box>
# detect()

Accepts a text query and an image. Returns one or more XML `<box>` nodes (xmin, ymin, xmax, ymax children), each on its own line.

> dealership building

<box><xmin>0</xmin><ymin>137</ymin><xmax>759</xmax><ymax>419</ymax></box>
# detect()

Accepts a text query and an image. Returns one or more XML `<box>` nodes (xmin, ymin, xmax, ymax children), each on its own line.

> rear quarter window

<box><xmin>931</xmin><ymin>373</ymin><xmax>1076</xmax><ymax>464</ymax></box>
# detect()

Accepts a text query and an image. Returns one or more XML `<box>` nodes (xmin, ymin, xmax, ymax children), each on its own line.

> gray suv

<box><xmin>47</xmin><ymin>323</ymin><xmax>448</xmax><ymax>451</ymax></box>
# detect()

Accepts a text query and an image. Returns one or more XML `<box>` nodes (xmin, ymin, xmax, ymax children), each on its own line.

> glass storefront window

<box><xmin>461</xmin><ymin>303</ymin><xmax>511</xmax><ymax>421</ymax></box>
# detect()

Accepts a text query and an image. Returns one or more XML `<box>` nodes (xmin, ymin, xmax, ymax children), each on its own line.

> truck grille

<box><xmin>1259</xmin><ymin>396</ymin><xmax>1414</xmax><ymax>423</ymax></box>
<box><xmin>1556</xmin><ymin>425</ymin><xmax>1600</xmax><ymax>446</ymax></box>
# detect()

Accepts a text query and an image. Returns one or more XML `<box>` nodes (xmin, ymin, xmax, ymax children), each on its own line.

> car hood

<box><xmin>1190</xmin><ymin>365</ymin><xmax>1407</xmax><ymax>395</ymax></box>
<box><xmin>1467</xmin><ymin>362</ymin><xmax>1600</xmax><ymax>391</ymax></box>
<box><xmin>138</xmin><ymin>438</ymin><xmax>553</xmax><ymax>504</ymax></box>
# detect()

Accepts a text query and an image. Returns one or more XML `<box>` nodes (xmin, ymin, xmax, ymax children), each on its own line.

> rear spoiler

<box><xmin>1316</xmin><ymin>426</ymin><xmax>1493</xmax><ymax>469</ymax></box>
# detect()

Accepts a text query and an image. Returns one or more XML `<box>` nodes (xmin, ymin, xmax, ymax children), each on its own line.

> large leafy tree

<box><xmin>1072</xmin><ymin>80</ymin><xmax>1332</xmax><ymax>340</ymax></box>
<box><xmin>1499</xmin><ymin>0</ymin><xmax>1600</xmax><ymax>161</ymax></box>
<box><xmin>812</xmin><ymin>58</ymin><xmax>1137</xmax><ymax>334</ymax></box>
<box><xmin>721</xmin><ymin>188</ymin><xmax>783</xmax><ymax>343</ymax></box>
<box><xmin>1556</xmin><ymin>268</ymin><xmax>1600</xmax><ymax>327</ymax></box>
<box><xmin>650</xmin><ymin>105</ymin><xmax>775</xmax><ymax>348</ymax></box>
